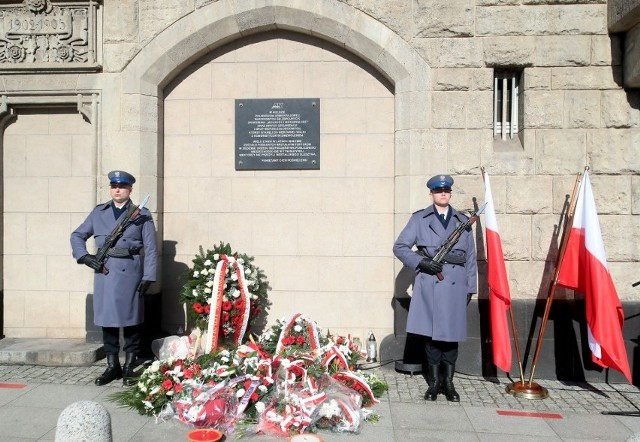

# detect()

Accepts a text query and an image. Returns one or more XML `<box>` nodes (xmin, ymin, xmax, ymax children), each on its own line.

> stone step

<box><xmin>0</xmin><ymin>338</ymin><xmax>103</xmax><ymax>366</ymax></box>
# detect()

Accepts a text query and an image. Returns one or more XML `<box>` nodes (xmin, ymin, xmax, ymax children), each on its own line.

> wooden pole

<box><xmin>509</xmin><ymin>307</ymin><xmax>525</xmax><ymax>384</ymax></box>
<box><xmin>480</xmin><ymin>167</ymin><xmax>525</xmax><ymax>384</ymax></box>
<box><xmin>526</xmin><ymin>171</ymin><xmax>582</xmax><ymax>386</ymax></box>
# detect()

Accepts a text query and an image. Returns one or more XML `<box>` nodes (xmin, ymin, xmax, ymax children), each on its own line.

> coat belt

<box><xmin>106</xmin><ymin>247</ymin><xmax>142</xmax><ymax>258</ymax></box>
<box><xmin>417</xmin><ymin>247</ymin><xmax>466</xmax><ymax>266</ymax></box>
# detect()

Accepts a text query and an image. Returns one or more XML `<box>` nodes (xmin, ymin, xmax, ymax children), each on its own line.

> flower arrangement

<box><xmin>110</xmin><ymin>314</ymin><xmax>388</xmax><ymax>437</ymax></box>
<box><xmin>260</xmin><ymin>314</ymin><xmax>324</xmax><ymax>357</ymax></box>
<box><xmin>109</xmin><ymin>357</ymin><xmax>206</xmax><ymax>416</ymax></box>
<box><xmin>179</xmin><ymin>242</ymin><xmax>270</xmax><ymax>347</ymax></box>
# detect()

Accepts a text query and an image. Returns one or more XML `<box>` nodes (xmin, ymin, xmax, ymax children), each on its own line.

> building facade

<box><xmin>0</xmin><ymin>0</ymin><xmax>639</xmax><ymax>382</ymax></box>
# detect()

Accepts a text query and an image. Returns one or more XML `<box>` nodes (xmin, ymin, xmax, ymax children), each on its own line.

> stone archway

<box><xmin>119</xmin><ymin>0</ymin><xmax>430</xmax><ymax>335</ymax></box>
<box><xmin>120</xmin><ymin>0</ymin><xmax>430</xmax><ymax>212</ymax></box>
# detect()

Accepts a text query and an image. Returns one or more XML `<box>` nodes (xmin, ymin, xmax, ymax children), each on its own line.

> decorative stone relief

<box><xmin>0</xmin><ymin>0</ymin><xmax>100</xmax><ymax>71</ymax></box>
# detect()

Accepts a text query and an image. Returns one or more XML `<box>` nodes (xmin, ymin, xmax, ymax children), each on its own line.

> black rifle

<box><xmin>94</xmin><ymin>194</ymin><xmax>150</xmax><ymax>275</ymax></box>
<box><xmin>422</xmin><ymin>202</ymin><xmax>487</xmax><ymax>281</ymax></box>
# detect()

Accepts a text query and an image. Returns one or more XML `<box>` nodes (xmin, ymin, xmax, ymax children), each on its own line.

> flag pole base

<box><xmin>505</xmin><ymin>381</ymin><xmax>549</xmax><ymax>400</ymax></box>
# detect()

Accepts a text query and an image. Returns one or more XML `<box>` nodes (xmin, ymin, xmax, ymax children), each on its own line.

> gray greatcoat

<box><xmin>71</xmin><ymin>200</ymin><xmax>157</xmax><ymax>327</ymax></box>
<box><xmin>393</xmin><ymin>205</ymin><xmax>477</xmax><ymax>342</ymax></box>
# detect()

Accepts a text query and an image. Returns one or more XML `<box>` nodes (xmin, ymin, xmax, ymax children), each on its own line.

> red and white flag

<box><xmin>556</xmin><ymin>171</ymin><xmax>632</xmax><ymax>382</ymax></box>
<box><xmin>484</xmin><ymin>172</ymin><xmax>512</xmax><ymax>373</ymax></box>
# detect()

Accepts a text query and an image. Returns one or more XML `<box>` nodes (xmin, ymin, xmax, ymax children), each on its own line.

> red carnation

<box><xmin>222</xmin><ymin>301</ymin><xmax>232</xmax><ymax>311</ymax></box>
<box><xmin>204</xmin><ymin>304</ymin><xmax>211</xmax><ymax>314</ymax></box>
<box><xmin>183</xmin><ymin>368</ymin><xmax>194</xmax><ymax>379</ymax></box>
<box><xmin>174</xmin><ymin>383</ymin><xmax>183</xmax><ymax>393</ymax></box>
<box><xmin>234</xmin><ymin>299</ymin><xmax>244</xmax><ymax>309</ymax></box>
<box><xmin>162</xmin><ymin>379</ymin><xmax>173</xmax><ymax>390</ymax></box>
<box><xmin>222</xmin><ymin>312</ymin><xmax>230</xmax><ymax>322</ymax></box>
<box><xmin>193</xmin><ymin>302</ymin><xmax>204</xmax><ymax>314</ymax></box>
<box><xmin>251</xmin><ymin>392</ymin><xmax>259</xmax><ymax>401</ymax></box>
<box><xmin>296</xmin><ymin>336</ymin><xmax>306</xmax><ymax>345</ymax></box>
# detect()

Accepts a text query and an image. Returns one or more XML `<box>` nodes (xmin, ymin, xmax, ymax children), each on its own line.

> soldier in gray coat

<box><xmin>71</xmin><ymin>171</ymin><xmax>157</xmax><ymax>386</ymax></box>
<box><xmin>393</xmin><ymin>174</ymin><xmax>477</xmax><ymax>402</ymax></box>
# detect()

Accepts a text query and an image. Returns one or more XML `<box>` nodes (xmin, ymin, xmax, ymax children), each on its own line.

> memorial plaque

<box><xmin>235</xmin><ymin>98</ymin><xmax>320</xmax><ymax>170</ymax></box>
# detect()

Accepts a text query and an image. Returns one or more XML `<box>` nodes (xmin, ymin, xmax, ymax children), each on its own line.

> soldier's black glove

<box><xmin>418</xmin><ymin>257</ymin><xmax>443</xmax><ymax>275</ymax></box>
<box><xmin>467</xmin><ymin>293</ymin><xmax>473</xmax><ymax>305</ymax></box>
<box><xmin>137</xmin><ymin>280</ymin><xmax>152</xmax><ymax>297</ymax></box>
<box><xmin>79</xmin><ymin>254</ymin><xmax>102</xmax><ymax>271</ymax></box>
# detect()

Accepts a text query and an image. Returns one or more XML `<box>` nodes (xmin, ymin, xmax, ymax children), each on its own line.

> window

<box><xmin>493</xmin><ymin>70</ymin><xmax>522</xmax><ymax>140</ymax></box>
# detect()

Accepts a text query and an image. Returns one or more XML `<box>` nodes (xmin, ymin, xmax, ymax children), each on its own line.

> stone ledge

<box><xmin>0</xmin><ymin>338</ymin><xmax>104</xmax><ymax>366</ymax></box>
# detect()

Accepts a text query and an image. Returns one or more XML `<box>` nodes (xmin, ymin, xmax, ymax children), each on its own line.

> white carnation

<box><xmin>255</xmin><ymin>401</ymin><xmax>265</xmax><ymax>414</ymax></box>
<box><xmin>235</xmin><ymin>388</ymin><xmax>245</xmax><ymax>398</ymax></box>
<box><xmin>193</xmin><ymin>271</ymin><xmax>199</xmax><ymax>278</ymax></box>
<box><xmin>213</xmin><ymin>254</ymin><xmax>220</xmax><ymax>260</ymax></box>
<box><xmin>201</xmin><ymin>269</ymin><xmax>208</xmax><ymax>276</ymax></box>
<box><xmin>294</xmin><ymin>325</ymin><xmax>302</xmax><ymax>333</ymax></box>
<box><xmin>204</xmin><ymin>260</ymin><xmax>212</xmax><ymax>266</ymax></box>
<box><xmin>231</xmin><ymin>289</ymin><xmax>240</xmax><ymax>299</ymax></box>
<box><xmin>206</xmin><ymin>280</ymin><xmax>214</xmax><ymax>287</ymax></box>
<box><xmin>204</xmin><ymin>288</ymin><xmax>212</xmax><ymax>294</ymax></box>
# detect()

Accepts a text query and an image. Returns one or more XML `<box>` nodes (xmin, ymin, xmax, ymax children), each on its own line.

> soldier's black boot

<box><xmin>95</xmin><ymin>354</ymin><xmax>122</xmax><ymax>386</ymax></box>
<box><xmin>424</xmin><ymin>364</ymin><xmax>441</xmax><ymax>401</ymax></box>
<box><xmin>122</xmin><ymin>352</ymin><xmax>137</xmax><ymax>387</ymax></box>
<box><xmin>442</xmin><ymin>362</ymin><xmax>460</xmax><ymax>402</ymax></box>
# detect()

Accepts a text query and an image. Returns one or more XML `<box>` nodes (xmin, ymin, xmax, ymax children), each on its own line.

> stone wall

<box><xmin>0</xmin><ymin>0</ymin><xmax>638</xmax><ymax>348</ymax></box>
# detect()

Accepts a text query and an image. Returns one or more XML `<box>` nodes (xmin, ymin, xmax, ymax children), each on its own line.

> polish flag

<box><xmin>484</xmin><ymin>172</ymin><xmax>512</xmax><ymax>373</ymax></box>
<box><xmin>556</xmin><ymin>171</ymin><xmax>632</xmax><ymax>382</ymax></box>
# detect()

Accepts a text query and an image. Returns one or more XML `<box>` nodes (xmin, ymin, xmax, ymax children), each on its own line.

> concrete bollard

<box><xmin>55</xmin><ymin>400</ymin><xmax>112</xmax><ymax>442</ymax></box>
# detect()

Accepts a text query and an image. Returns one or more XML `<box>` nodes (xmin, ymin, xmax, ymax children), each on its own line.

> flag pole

<box><xmin>480</xmin><ymin>168</ymin><xmax>525</xmax><ymax>385</ymax></box>
<box><xmin>509</xmin><ymin>171</ymin><xmax>582</xmax><ymax>399</ymax></box>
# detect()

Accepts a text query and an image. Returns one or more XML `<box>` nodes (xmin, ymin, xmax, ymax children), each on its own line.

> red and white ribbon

<box><xmin>231</xmin><ymin>259</ymin><xmax>251</xmax><ymax>346</ymax></box>
<box><xmin>332</xmin><ymin>372</ymin><xmax>380</xmax><ymax>405</ymax></box>
<box><xmin>205</xmin><ymin>255</ymin><xmax>252</xmax><ymax>352</ymax></box>
<box><xmin>205</xmin><ymin>257</ymin><xmax>228</xmax><ymax>353</ymax></box>
<box><xmin>322</xmin><ymin>345</ymin><xmax>350</xmax><ymax>370</ymax></box>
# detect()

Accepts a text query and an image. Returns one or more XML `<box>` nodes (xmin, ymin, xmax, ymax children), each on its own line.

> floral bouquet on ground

<box><xmin>179</xmin><ymin>242</ymin><xmax>270</xmax><ymax>348</ymax></box>
<box><xmin>311</xmin><ymin>375</ymin><xmax>363</xmax><ymax>433</ymax></box>
<box><xmin>166</xmin><ymin>382</ymin><xmax>237</xmax><ymax>431</ymax></box>
<box><xmin>109</xmin><ymin>357</ymin><xmax>206</xmax><ymax>416</ymax></box>
<box><xmin>111</xmin><ymin>312</ymin><xmax>388</xmax><ymax>437</ymax></box>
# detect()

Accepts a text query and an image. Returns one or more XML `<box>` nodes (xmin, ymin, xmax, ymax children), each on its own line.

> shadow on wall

<box><xmin>161</xmin><ymin>240</ymin><xmax>189</xmax><ymax>335</ymax></box>
<box><xmin>0</xmin><ymin>291</ymin><xmax>3</xmax><ymax>339</ymax></box>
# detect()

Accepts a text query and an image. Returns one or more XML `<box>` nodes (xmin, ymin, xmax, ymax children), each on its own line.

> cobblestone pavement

<box><xmin>1</xmin><ymin>361</ymin><xmax>639</xmax><ymax>416</ymax></box>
